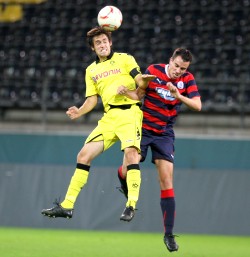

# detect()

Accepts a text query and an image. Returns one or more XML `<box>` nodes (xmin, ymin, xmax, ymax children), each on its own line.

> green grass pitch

<box><xmin>0</xmin><ymin>227</ymin><xmax>249</xmax><ymax>257</ymax></box>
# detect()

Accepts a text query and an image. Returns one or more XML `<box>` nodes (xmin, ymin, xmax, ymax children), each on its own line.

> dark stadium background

<box><xmin>1</xmin><ymin>0</ymin><xmax>250</xmax><ymax>126</ymax></box>
<box><xmin>0</xmin><ymin>0</ymin><xmax>250</xmax><ymax>236</ymax></box>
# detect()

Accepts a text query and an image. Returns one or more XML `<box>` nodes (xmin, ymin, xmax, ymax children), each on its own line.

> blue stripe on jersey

<box><xmin>143</xmin><ymin>106</ymin><xmax>178</xmax><ymax>125</ymax></box>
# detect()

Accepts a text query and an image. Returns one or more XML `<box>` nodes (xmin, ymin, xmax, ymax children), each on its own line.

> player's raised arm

<box><xmin>117</xmin><ymin>74</ymin><xmax>156</xmax><ymax>100</ymax></box>
<box><xmin>135</xmin><ymin>74</ymin><xmax>156</xmax><ymax>90</ymax></box>
<box><xmin>167</xmin><ymin>82</ymin><xmax>202</xmax><ymax>111</ymax></box>
<box><xmin>66</xmin><ymin>95</ymin><xmax>98</xmax><ymax>120</ymax></box>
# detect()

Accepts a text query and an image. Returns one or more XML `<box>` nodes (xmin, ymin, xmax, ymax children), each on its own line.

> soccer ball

<box><xmin>97</xmin><ymin>6</ymin><xmax>123</xmax><ymax>31</ymax></box>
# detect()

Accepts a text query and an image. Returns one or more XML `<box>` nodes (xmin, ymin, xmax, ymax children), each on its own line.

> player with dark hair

<box><xmin>117</xmin><ymin>48</ymin><xmax>202</xmax><ymax>251</ymax></box>
<box><xmin>41</xmin><ymin>27</ymin><xmax>154</xmax><ymax>222</ymax></box>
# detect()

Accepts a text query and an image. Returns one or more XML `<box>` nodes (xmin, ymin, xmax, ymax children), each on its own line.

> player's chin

<box><xmin>99</xmin><ymin>49</ymin><xmax>110</xmax><ymax>55</ymax></box>
<box><xmin>172</xmin><ymin>74</ymin><xmax>180</xmax><ymax>79</ymax></box>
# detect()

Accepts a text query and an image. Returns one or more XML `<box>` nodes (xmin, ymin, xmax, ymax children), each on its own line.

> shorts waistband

<box><xmin>109</xmin><ymin>102</ymin><xmax>141</xmax><ymax>110</ymax></box>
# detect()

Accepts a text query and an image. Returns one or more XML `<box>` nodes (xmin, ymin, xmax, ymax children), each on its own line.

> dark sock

<box><xmin>160</xmin><ymin>188</ymin><xmax>176</xmax><ymax>235</ymax></box>
<box><xmin>117</xmin><ymin>165</ymin><xmax>128</xmax><ymax>194</ymax></box>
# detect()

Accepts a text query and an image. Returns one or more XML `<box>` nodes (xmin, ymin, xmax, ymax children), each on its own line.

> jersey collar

<box><xmin>96</xmin><ymin>50</ymin><xmax>114</xmax><ymax>64</ymax></box>
<box><xmin>165</xmin><ymin>64</ymin><xmax>170</xmax><ymax>78</ymax></box>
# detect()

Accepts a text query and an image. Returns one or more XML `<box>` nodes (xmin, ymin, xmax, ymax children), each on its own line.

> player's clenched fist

<box><xmin>66</xmin><ymin>106</ymin><xmax>80</xmax><ymax>120</ymax></box>
<box><xmin>167</xmin><ymin>82</ymin><xmax>181</xmax><ymax>99</ymax></box>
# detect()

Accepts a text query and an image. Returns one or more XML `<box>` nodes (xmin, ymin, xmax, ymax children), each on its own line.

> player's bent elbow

<box><xmin>195</xmin><ymin>103</ymin><xmax>202</xmax><ymax>112</ymax></box>
<box><xmin>193</xmin><ymin>97</ymin><xmax>202</xmax><ymax>112</ymax></box>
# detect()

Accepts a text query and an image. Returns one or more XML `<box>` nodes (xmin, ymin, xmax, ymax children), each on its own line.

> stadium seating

<box><xmin>0</xmin><ymin>0</ymin><xmax>249</xmax><ymax>118</ymax></box>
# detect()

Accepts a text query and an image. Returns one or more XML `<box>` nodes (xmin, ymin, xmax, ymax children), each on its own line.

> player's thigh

<box><xmin>151</xmin><ymin>135</ymin><xmax>175</xmax><ymax>163</ymax></box>
<box><xmin>140</xmin><ymin>132</ymin><xmax>152</xmax><ymax>162</ymax></box>
<box><xmin>77</xmin><ymin>141</ymin><xmax>104</xmax><ymax>164</ymax></box>
<box><xmin>85</xmin><ymin>115</ymin><xmax>118</xmax><ymax>151</ymax></box>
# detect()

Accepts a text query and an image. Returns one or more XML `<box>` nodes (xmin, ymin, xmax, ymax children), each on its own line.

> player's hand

<box><xmin>167</xmin><ymin>82</ymin><xmax>181</xmax><ymax>99</ymax></box>
<box><xmin>66</xmin><ymin>106</ymin><xmax>80</xmax><ymax>120</ymax></box>
<box><xmin>117</xmin><ymin>85</ymin><xmax>128</xmax><ymax>95</ymax></box>
<box><xmin>141</xmin><ymin>74</ymin><xmax>156</xmax><ymax>81</ymax></box>
<box><xmin>117</xmin><ymin>85</ymin><xmax>140</xmax><ymax>100</ymax></box>
<box><xmin>138</xmin><ymin>74</ymin><xmax>156</xmax><ymax>90</ymax></box>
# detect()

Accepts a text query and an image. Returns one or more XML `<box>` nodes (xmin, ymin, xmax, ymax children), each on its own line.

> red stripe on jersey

<box><xmin>142</xmin><ymin>123</ymin><xmax>165</xmax><ymax>133</ymax></box>
<box><xmin>143</xmin><ymin>110</ymin><xmax>166</xmax><ymax>125</ymax></box>
<box><xmin>187</xmin><ymin>84</ymin><xmax>200</xmax><ymax>94</ymax></box>
<box><xmin>143</xmin><ymin>98</ymin><xmax>177</xmax><ymax>119</ymax></box>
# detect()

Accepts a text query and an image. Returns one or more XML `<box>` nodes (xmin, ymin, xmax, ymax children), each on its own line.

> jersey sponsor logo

<box><xmin>92</xmin><ymin>68</ymin><xmax>121</xmax><ymax>82</ymax></box>
<box><xmin>177</xmin><ymin>81</ymin><xmax>184</xmax><ymax>89</ymax></box>
<box><xmin>155</xmin><ymin>87</ymin><xmax>175</xmax><ymax>101</ymax></box>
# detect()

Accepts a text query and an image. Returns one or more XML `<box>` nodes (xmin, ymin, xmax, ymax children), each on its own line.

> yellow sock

<box><xmin>61</xmin><ymin>168</ymin><xmax>89</xmax><ymax>209</ymax></box>
<box><xmin>126</xmin><ymin>168</ymin><xmax>141</xmax><ymax>209</ymax></box>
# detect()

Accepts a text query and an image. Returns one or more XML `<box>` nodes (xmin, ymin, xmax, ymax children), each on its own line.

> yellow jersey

<box><xmin>85</xmin><ymin>52</ymin><xmax>141</xmax><ymax>112</ymax></box>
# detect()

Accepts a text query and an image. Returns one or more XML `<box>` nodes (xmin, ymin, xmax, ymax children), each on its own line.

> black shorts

<box><xmin>140</xmin><ymin>128</ymin><xmax>175</xmax><ymax>164</ymax></box>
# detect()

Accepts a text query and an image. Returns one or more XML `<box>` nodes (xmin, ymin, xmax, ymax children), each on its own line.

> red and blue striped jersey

<box><xmin>142</xmin><ymin>64</ymin><xmax>200</xmax><ymax>134</ymax></box>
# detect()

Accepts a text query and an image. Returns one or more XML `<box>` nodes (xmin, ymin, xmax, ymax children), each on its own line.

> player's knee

<box><xmin>124</xmin><ymin>147</ymin><xmax>140</xmax><ymax>164</ymax></box>
<box><xmin>77</xmin><ymin>151</ymin><xmax>91</xmax><ymax>165</ymax></box>
<box><xmin>160</xmin><ymin>178</ymin><xmax>173</xmax><ymax>189</ymax></box>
